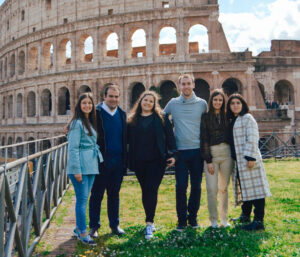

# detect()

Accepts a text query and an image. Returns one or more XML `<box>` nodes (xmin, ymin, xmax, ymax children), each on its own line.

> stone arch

<box><xmin>131</xmin><ymin>29</ymin><xmax>146</xmax><ymax>58</ymax></box>
<box><xmin>28</xmin><ymin>137</ymin><xmax>35</xmax><ymax>155</ymax></box>
<box><xmin>106</xmin><ymin>32</ymin><xmax>119</xmax><ymax>58</ymax></box>
<box><xmin>29</xmin><ymin>47</ymin><xmax>38</xmax><ymax>71</ymax></box>
<box><xmin>194</xmin><ymin>79</ymin><xmax>210</xmax><ymax>102</ymax></box>
<box><xmin>188</xmin><ymin>24</ymin><xmax>209</xmax><ymax>53</ymax></box>
<box><xmin>58</xmin><ymin>87</ymin><xmax>70</xmax><ymax>115</ymax></box>
<box><xmin>79</xmin><ymin>34</ymin><xmax>93</xmax><ymax>62</ymax></box>
<box><xmin>42</xmin><ymin>42</ymin><xmax>54</xmax><ymax>70</ymax></box>
<box><xmin>2</xmin><ymin>96</ymin><xmax>6</xmax><ymax>118</ymax></box>
<box><xmin>17</xmin><ymin>93</ymin><xmax>23</xmax><ymax>118</ymax></box>
<box><xmin>8</xmin><ymin>95</ymin><xmax>13</xmax><ymax>118</ymax></box>
<box><xmin>159</xmin><ymin>80</ymin><xmax>178</xmax><ymax>108</ymax></box>
<box><xmin>40</xmin><ymin>89</ymin><xmax>52</xmax><ymax>116</ymax></box>
<box><xmin>222</xmin><ymin>78</ymin><xmax>243</xmax><ymax>97</ymax></box>
<box><xmin>258</xmin><ymin>82</ymin><xmax>266</xmax><ymax>101</ymax></box>
<box><xmin>78</xmin><ymin>85</ymin><xmax>92</xmax><ymax>97</ymax></box>
<box><xmin>27</xmin><ymin>91</ymin><xmax>36</xmax><ymax>117</ymax></box>
<box><xmin>159</xmin><ymin>26</ymin><xmax>177</xmax><ymax>56</ymax></box>
<box><xmin>58</xmin><ymin>39</ymin><xmax>72</xmax><ymax>66</ymax></box>
<box><xmin>10</xmin><ymin>53</ymin><xmax>15</xmax><ymax>77</ymax></box>
<box><xmin>4</xmin><ymin>57</ymin><xmax>7</xmax><ymax>77</ymax></box>
<box><xmin>274</xmin><ymin>80</ymin><xmax>294</xmax><ymax>105</ymax></box>
<box><xmin>41</xmin><ymin>139</ymin><xmax>51</xmax><ymax>151</ymax></box>
<box><xmin>16</xmin><ymin>137</ymin><xmax>23</xmax><ymax>158</ymax></box>
<box><xmin>130</xmin><ymin>82</ymin><xmax>145</xmax><ymax>107</ymax></box>
<box><xmin>18</xmin><ymin>51</ymin><xmax>25</xmax><ymax>75</ymax></box>
<box><xmin>7</xmin><ymin>137</ymin><xmax>13</xmax><ymax>158</ymax></box>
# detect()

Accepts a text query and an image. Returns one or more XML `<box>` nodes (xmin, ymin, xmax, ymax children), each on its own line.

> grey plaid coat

<box><xmin>232</xmin><ymin>113</ymin><xmax>271</xmax><ymax>205</ymax></box>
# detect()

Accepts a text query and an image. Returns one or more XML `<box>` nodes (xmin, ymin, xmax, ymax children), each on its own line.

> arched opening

<box><xmin>79</xmin><ymin>35</ymin><xmax>93</xmax><ymax>62</ymax></box>
<box><xmin>58</xmin><ymin>87</ymin><xmax>70</xmax><ymax>115</ymax></box>
<box><xmin>2</xmin><ymin>96</ymin><xmax>6</xmax><ymax>118</ymax></box>
<box><xmin>188</xmin><ymin>24</ymin><xmax>209</xmax><ymax>54</ymax></box>
<box><xmin>130</xmin><ymin>82</ymin><xmax>145</xmax><ymax>107</ymax></box>
<box><xmin>131</xmin><ymin>29</ymin><xmax>146</xmax><ymax>58</ymax></box>
<box><xmin>42</xmin><ymin>42</ymin><xmax>54</xmax><ymax>70</ymax></box>
<box><xmin>1</xmin><ymin>137</ymin><xmax>5</xmax><ymax>157</ymax></box>
<box><xmin>159</xmin><ymin>27</ymin><xmax>177</xmax><ymax>56</ymax></box>
<box><xmin>21</xmin><ymin>10</ymin><xmax>25</xmax><ymax>21</ymax></box>
<box><xmin>7</xmin><ymin>137</ymin><xmax>13</xmax><ymax>158</ymax></box>
<box><xmin>8</xmin><ymin>95</ymin><xmax>13</xmax><ymax>118</ymax></box>
<box><xmin>29</xmin><ymin>47</ymin><xmax>38</xmax><ymax>71</ymax></box>
<box><xmin>10</xmin><ymin>53</ymin><xmax>15</xmax><ymax>77</ymax></box>
<box><xmin>106</xmin><ymin>33</ymin><xmax>119</xmax><ymax>58</ymax></box>
<box><xmin>16</xmin><ymin>137</ymin><xmax>23</xmax><ymax>158</ymax></box>
<box><xmin>58</xmin><ymin>39</ymin><xmax>72</xmax><ymax>66</ymax></box>
<box><xmin>4</xmin><ymin>57</ymin><xmax>7</xmax><ymax>77</ymax></box>
<box><xmin>258</xmin><ymin>82</ymin><xmax>266</xmax><ymax>101</ymax></box>
<box><xmin>78</xmin><ymin>85</ymin><xmax>91</xmax><ymax>96</ymax></box>
<box><xmin>222</xmin><ymin>78</ymin><xmax>243</xmax><ymax>97</ymax></box>
<box><xmin>18</xmin><ymin>51</ymin><xmax>25</xmax><ymax>75</ymax></box>
<box><xmin>28</xmin><ymin>137</ymin><xmax>35</xmax><ymax>155</ymax></box>
<box><xmin>194</xmin><ymin>79</ymin><xmax>210</xmax><ymax>102</ymax></box>
<box><xmin>159</xmin><ymin>80</ymin><xmax>178</xmax><ymax>108</ymax></box>
<box><xmin>274</xmin><ymin>80</ymin><xmax>294</xmax><ymax>105</ymax></box>
<box><xmin>0</xmin><ymin>60</ymin><xmax>3</xmax><ymax>79</ymax></box>
<box><xmin>17</xmin><ymin>93</ymin><xmax>23</xmax><ymax>118</ymax></box>
<box><xmin>41</xmin><ymin>89</ymin><xmax>52</xmax><ymax>116</ymax></box>
<box><xmin>27</xmin><ymin>91</ymin><xmax>36</xmax><ymax>117</ymax></box>
<box><xmin>41</xmin><ymin>139</ymin><xmax>51</xmax><ymax>151</ymax></box>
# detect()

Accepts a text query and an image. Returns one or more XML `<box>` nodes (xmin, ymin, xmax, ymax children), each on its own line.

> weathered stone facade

<box><xmin>0</xmin><ymin>0</ymin><xmax>299</xmax><ymax>151</ymax></box>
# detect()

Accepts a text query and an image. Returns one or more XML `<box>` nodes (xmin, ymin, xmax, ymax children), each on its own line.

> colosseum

<box><xmin>0</xmin><ymin>0</ymin><xmax>299</xmax><ymax>155</ymax></box>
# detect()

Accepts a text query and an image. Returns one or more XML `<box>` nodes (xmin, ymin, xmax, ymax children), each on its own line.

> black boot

<box><xmin>242</xmin><ymin>220</ymin><xmax>265</xmax><ymax>231</ymax></box>
<box><xmin>230</xmin><ymin>214</ymin><xmax>250</xmax><ymax>224</ymax></box>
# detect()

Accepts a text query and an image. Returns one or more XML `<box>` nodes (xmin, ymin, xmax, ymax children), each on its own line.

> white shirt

<box><xmin>101</xmin><ymin>102</ymin><xmax>118</xmax><ymax>116</ymax></box>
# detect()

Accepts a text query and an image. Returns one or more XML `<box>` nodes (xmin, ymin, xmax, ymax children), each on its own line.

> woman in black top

<box><xmin>127</xmin><ymin>91</ymin><xmax>177</xmax><ymax>240</ymax></box>
<box><xmin>201</xmin><ymin>89</ymin><xmax>233</xmax><ymax>228</ymax></box>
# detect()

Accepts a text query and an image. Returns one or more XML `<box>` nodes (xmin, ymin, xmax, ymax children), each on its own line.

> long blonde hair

<box><xmin>127</xmin><ymin>91</ymin><xmax>164</xmax><ymax>125</ymax></box>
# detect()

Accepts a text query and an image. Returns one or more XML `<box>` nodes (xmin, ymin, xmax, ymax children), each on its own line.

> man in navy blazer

<box><xmin>89</xmin><ymin>84</ymin><xmax>127</xmax><ymax>237</ymax></box>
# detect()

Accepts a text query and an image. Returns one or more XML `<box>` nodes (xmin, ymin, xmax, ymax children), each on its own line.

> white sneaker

<box><xmin>151</xmin><ymin>223</ymin><xmax>156</xmax><ymax>232</ymax></box>
<box><xmin>145</xmin><ymin>225</ymin><xmax>153</xmax><ymax>240</ymax></box>
<box><xmin>211</xmin><ymin>220</ymin><xmax>219</xmax><ymax>228</ymax></box>
<box><xmin>221</xmin><ymin>220</ymin><xmax>231</xmax><ymax>228</ymax></box>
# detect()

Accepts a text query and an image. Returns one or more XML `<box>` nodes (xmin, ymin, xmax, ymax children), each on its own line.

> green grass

<box><xmin>64</xmin><ymin>160</ymin><xmax>300</xmax><ymax>256</ymax></box>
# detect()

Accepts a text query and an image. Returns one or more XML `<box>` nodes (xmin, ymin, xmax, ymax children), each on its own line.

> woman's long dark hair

<box><xmin>226</xmin><ymin>93</ymin><xmax>250</xmax><ymax>120</ymax></box>
<box><xmin>127</xmin><ymin>91</ymin><xmax>164</xmax><ymax>125</ymax></box>
<box><xmin>70</xmin><ymin>92</ymin><xmax>97</xmax><ymax>136</ymax></box>
<box><xmin>207</xmin><ymin>89</ymin><xmax>226</xmax><ymax>124</ymax></box>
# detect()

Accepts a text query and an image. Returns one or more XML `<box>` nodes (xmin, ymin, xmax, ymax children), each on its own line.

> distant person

<box><xmin>67</xmin><ymin>93</ymin><xmax>103</xmax><ymax>246</ymax></box>
<box><xmin>164</xmin><ymin>74</ymin><xmax>207</xmax><ymax>231</ymax></box>
<box><xmin>227</xmin><ymin>94</ymin><xmax>271</xmax><ymax>231</ymax></box>
<box><xmin>201</xmin><ymin>89</ymin><xmax>233</xmax><ymax>228</ymax></box>
<box><xmin>89</xmin><ymin>85</ymin><xmax>127</xmax><ymax>237</ymax></box>
<box><xmin>127</xmin><ymin>91</ymin><xmax>177</xmax><ymax>239</ymax></box>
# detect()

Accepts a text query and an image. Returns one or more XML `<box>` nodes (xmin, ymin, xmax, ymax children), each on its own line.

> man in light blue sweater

<box><xmin>164</xmin><ymin>74</ymin><xmax>207</xmax><ymax>231</ymax></box>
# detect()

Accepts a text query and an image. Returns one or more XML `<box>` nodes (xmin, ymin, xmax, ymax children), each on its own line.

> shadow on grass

<box><xmin>96</xmin><ymin>225</ymin><xmax>271</xmax><ymax>257</ymax></box>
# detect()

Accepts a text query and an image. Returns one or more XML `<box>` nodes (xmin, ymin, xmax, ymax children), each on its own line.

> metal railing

<box><xmin>0</xmin><ymin>136</ymin><xmax>69</xmax><ymax>257</ymax></box>
<box><xmin>259</xmin><ymin>130</ymin><xmax>300</xmax><ymax>158</ymax></box>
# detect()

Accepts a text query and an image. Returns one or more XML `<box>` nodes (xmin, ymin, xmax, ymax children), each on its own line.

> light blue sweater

<box><xmin>164</xmin><ymin>92</ymin><xmax>207</xmax><ymax>150</ymax></box>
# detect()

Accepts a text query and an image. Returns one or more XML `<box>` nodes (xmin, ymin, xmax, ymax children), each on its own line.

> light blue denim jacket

<box><xmin>67</xmin><ymin>119</ymin><xmax>103</xmax><ymax>175</ymax></box>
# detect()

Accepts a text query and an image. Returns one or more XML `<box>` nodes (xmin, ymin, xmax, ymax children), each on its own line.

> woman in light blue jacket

<box><xmin>67</xmin><ymin>92</ymin><xmax>103</xmax><ymax>246</ymax></box>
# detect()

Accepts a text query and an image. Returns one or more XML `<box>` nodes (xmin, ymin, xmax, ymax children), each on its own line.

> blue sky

<box><xmin>1</xmin><ymin>0</ymin><xmax>299</xmax><ymax>55</ymax></box>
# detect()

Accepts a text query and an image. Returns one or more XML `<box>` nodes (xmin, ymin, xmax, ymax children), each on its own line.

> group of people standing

<box><xmin>66</xmin><ymin>74</ymin><xmax>271</xmax><ymax>246</ymax></box>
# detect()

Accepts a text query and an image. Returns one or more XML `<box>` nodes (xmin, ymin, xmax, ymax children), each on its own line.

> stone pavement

<box><xmin>33</xmin><ymin>189</ymin><xmax>78</xmax><ymax>257</ymax></box>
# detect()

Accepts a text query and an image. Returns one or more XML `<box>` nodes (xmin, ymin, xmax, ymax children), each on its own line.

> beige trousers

<box><xmin>205</xmin><ymin>143</ymin><xmax>233</xmax><ymax>223</ymax></box>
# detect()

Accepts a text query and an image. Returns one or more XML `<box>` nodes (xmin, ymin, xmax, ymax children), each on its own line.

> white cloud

<box><xmin>229</xmin><ymin>0</ymin><xmax>234</xmax><ymax>4</ymax></box>
<box><xmin>220</xmin><ymin>0</ymin><xmax>300</xmax><ymax>55</ymax></box>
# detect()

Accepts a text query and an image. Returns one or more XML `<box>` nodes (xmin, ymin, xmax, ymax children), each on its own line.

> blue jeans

<box><xmin>175</xmin><ymin>149</ymin><xmax>204</xmax><ymax>224</ymax></box>
<box><xmin>69</xmin><ymin>174</ymin><xmax>95</xmax><ymax>234</ymax></box>
<box><xmin>89</xmin><ymin>156</ymin><xmax>123</xmax><ymax>229</ymax></box>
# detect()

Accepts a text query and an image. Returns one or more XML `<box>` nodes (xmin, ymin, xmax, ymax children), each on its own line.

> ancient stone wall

<box><xmin>0</xmin><ymin>0</ymin><xmax>299</xmax><ymax>149</ymax></box>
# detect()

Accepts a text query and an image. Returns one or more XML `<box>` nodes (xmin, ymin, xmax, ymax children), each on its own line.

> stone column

<box><xmin>211</xmin><ymin>70</ymin><xmax>219</xmax><ymax>91</ymax></box>
<box><xmin>245</xmin><ymin>67</ymin><xmax>255</xmax><ymax>108</ymax></box>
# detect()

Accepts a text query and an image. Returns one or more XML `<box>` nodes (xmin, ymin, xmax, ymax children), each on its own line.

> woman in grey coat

<box><xmin>226</xmin><ymin>94</ymin><xmax>271</xmax><ymax>231</ymax></box>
